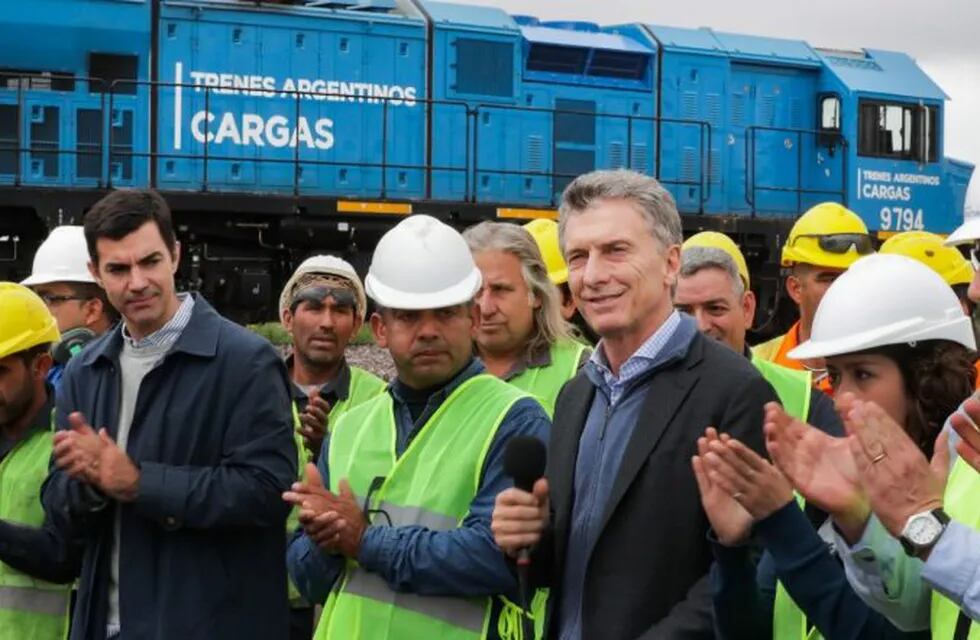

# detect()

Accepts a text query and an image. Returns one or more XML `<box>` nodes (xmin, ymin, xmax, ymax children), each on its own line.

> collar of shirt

<box><xmin>287</xmin><ymin>356</ymin><xmax>352</xmax><ymax>404</ymax></box>
<box><xmin>0</xmin><ymin>385</ymin><xmax>55</xmax><ymax>461</ymax></box>
<box><xmin>501</xmin><ymin>343</ymin><xmax>553</xmax><ymax>381</ymax></box>
<box><xmin>389</xmin><ymin>358</ymin><xmax>485</xmax><ymax>426</ymax></box>
<box><xmin>587</xmin><ymin>310</ymin><xmax>682</xmax><ymax>401</ymax></box>
<box><xmin>120</xmin><ymin>292</ymin><xmax>195</xmax><ymax>351</ymax></box>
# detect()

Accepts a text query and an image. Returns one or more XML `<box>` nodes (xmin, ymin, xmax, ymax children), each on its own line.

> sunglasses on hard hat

<box><xmin>290</xmin><ymin>286</ymin><xmax>357</xmax><ymax>312</ymax></box>
<box><xmin>792</xmin><ymin>233</ymin><xmax>874</xmax><ymax>255</ymax></box>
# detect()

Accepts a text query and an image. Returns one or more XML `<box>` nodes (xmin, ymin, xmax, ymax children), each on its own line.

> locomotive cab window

<box><xmin>858</xmin><ymin>99</ymin><xmax>938</xmax><ymax>162</ymax></box>
<box><xmin>819</xmin><ymin>95</ymin><xmax>841</xmax><ymax>130</ymax></box>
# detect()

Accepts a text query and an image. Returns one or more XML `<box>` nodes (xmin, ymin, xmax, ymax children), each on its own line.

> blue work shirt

<box><xmin>286</xmin><ymin>358</ymin><xmax>551</xmax><ymax>609</ymax></box>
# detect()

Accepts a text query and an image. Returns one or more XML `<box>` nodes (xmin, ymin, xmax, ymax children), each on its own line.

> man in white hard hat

<box><xmin>278</xmin><ymin>255</ymin><xmax>385</xmax><ymax>640</ymax></box>
<box><xmin>463</xmin><ymin>221</ymin><xmax>588</xmax><ymax>416</ymax></box>
<box><xmin>284</xmin><ymin>214</ymin><xmax>550</xmax><ymax>640</ymax></box>
<box><xmin>766</xmin><ymin>216</ymin><xmax>980</xmax><ymax>636</ymax></box>
<box><xmin>21</xmin><ymin>226</ymin><xmax>117</xmax><ymax>389</ymax></box>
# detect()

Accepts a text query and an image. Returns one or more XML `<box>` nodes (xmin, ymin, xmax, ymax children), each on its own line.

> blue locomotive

<box><xmin>0</xmin><ymin>0</ymin><xmax>973</xmax><ymax>321</ymax></box>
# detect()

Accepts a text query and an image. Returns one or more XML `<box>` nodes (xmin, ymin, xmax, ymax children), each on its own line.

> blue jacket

<box><xmin>41</xmin><ymin>295</ymin><xmax>298</xmax><ymax>640</ymax></box>
<box><xmin>287</xmin><ymin>359</ymin><xmax>551</xmax><ymax>636</ymax></box>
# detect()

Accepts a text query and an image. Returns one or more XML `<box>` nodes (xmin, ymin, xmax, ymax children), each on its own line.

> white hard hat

<box><xmin>789</xmin><ymin>253</ymin><xmax>975</xmax><ymax>361</ymax></box>
<box><xmin>21</xmin><ymin>226</ymin><xmax>95</xmax><ymax>286</ymax></box>
<box><xmin>279</xmin><ymin>255</ymin><xmax>367</xmax><ymax>321</ymax></box>
<box><xmin>365</xmin><ymin>214</ymin><xmax>482</xmax><ymax>310</ymax></box>
<box><xmin>944</xmin><ymin>216</ymin><xmax>980</xmax><ymax>247</ymax></box>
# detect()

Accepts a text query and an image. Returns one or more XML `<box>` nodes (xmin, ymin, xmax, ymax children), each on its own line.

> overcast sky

<box><xmin>452</xmin><ymin>0</ymin><xmax>980</xmax><ymax>210</ymax></box>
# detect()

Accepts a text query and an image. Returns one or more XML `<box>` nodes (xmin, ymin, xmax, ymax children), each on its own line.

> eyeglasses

<box><xmin>791</xmin><ymin>233</ymin><xmax>874</xmax><ymax>255</ymax></box>
<box><xmin>970</xmin><ymin>241</ymin><xmax>980</xmax><ymax>272</ymax></box>
<box><xmin>37</xmin><ymin>293</ymin><xmax>87</xmax><ymax>306</ymax></box>
<box><xmin>290</xmin><ymin>286</ymin><xmax>357</xmax><ymax>312</ymax></box>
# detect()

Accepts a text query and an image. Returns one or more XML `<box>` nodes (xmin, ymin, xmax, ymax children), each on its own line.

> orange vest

<box><xmin>753</xmin><ymin>321</ymin><xmax>833</xmax><ymax>395</ymax></box>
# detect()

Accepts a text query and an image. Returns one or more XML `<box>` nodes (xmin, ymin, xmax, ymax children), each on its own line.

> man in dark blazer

<box><xmin>492</xmin><ymin>170</ymin><xmax>776</xmax><ymax>639</ymax></box>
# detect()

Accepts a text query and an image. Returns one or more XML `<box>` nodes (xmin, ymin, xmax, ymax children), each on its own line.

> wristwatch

<box><xmin>899</xmin><ymin>508</ymin><xmax>950</xmax><ymax>558</ymax></box>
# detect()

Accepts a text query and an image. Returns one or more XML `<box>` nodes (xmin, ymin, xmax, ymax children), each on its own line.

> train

<box><xmin>0</xmin><ymin>0</ymin><xmax>973</xmax><ymax>329</ymax></box>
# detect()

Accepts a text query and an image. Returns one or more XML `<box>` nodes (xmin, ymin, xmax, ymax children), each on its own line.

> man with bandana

<box><xmin>279</xmin><ymin>256</ymin><xmax>386</xmax><ymax>640</ymax></box>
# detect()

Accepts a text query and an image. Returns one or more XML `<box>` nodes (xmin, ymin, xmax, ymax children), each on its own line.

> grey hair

<box><xmin>558</xmin><ymin>170</ymin><xmax>683</xmax><ymax>251</ymax></box>
<box><xmin>463</xmin><ymin>221</ymin><xmax>573</xmax><ymax>358</ymax></box>
<box><xmin>680</xmin><ymin>246</ymin><xmax>746</xmax><ymax>298</ymax></box>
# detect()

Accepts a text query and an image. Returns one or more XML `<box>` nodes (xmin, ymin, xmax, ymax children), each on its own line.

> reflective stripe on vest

<box><xmin>0</xmin><ymin>427</ymin><xmax>71</xmax><ymax>639</ymax></box>
<box><xmin>317</xmin><ymin>374</ymin><xmax>528</xmax><ymax>640</ymax></box>
<box><xmin>0</xmin><ymin>584</ymin><xmax>70</xmax><ymax>616</ymax></box>
<box><xmin>771</xmin><ymin>493</ymin><xmax>823</xmax><ymax>639</ymax></box>
<box><xmin>932</xmin><ymin>457</ymin><xmax>980</xmax><ymax>639</ymax></box>
<box><xmin>508</xmin><ymin>340</ymin><xmax>586</xmax><ymax>417</ymax></box>
<box><xmin>751</xmin><ymin>355</ymin><xmax>811</xmax><ymax>421</ymax></box>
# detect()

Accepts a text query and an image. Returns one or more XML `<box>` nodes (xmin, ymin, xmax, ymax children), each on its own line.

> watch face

<box><xmin>906</xmin><ymin>514</ymin><xmax>943</xmax><ymax>545</ymax></box>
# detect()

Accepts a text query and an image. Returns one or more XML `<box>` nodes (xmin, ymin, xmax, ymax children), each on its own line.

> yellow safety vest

<box><xmin>0</xmin><ymin>425</ymin><xmax>71</xmax><ymax>639</ymax></box>
<box><xmin>315</xmin><ymin>374</ymin><xmax>527</xmax><ymax>640</ymax></box>
<box><xmin>932</xmin><ymin>457</ymin><xmax>980</xmax><ymax>639</ymax></box>
<box><xmin>508</xmin><ymin>340</ymin><xmax>587</xmax><ymax>417</ymax></box>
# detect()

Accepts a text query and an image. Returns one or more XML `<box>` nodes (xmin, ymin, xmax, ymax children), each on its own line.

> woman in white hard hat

<box><xmin>692</xmin><ymin>253</ymin><xmax>976</xmax><ymax>640</ymax></box>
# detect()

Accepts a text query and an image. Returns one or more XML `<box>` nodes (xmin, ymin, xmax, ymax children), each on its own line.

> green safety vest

<box><xmin>286</xmin><ymin>366</ymin><xmax>387</xmax><ymax>605</ymax></box>
<box><xmin>509</xmin><ymin>340</ymin><xmax>587</xmax><ymax>417</ymax></box>
<box><xmin>0</xmin><ymin>427</ymin><xmax>71</xmax><ymax>640</ymax></box>
<box><xmin>932</xmin><ymin>457</ymin><xmax>980</xmax><ymax>639</ymax></box>
<box><xmin>761</xmin><ymin>356</ymin><xmax>818</xmax><ymax>640</ymax></box>
<box><xmin>751</xmin><ymin>355</ymin><xmax>811</xmax><ymax>421</ymax></box>
<box><xmin>771</xmin><ymin>493</ymin><xmax>824</xmax><ymax>640</ymax></box>
<box><xmin>315</xmin><ymin>374</ymin><xmax>528</xmax><ymax>640</ymax></box>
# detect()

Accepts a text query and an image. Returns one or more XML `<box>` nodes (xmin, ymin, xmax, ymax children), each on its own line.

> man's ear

<box><xmin>32</xmin><ymin>352</ymin><xmax>53</xmax><ymax>381</ymax></box>
<box><xmin>785</xmin><ymin>274</ymin><xmax>804</xmax><ymax>306</ymax></box>
<box><xmin>370</xmin><ymin>312</ymin><xmax>387</xmax><ymax>348</ymax></box>
<box><xmin>742</xmin><ymin>290</ymin><xmax>757</xmax><ymax>329</ymax></box>
<box><xmin>81</xmin><ymin>297</ymin><xmax>104</xmax><ymax>329</ymax></box>
<box><xmin>170</xmin><ymin>241</ymin><xmax>181</xmax><ymax>274</ymax></box>
<box><xmin>281</xmin><ymin>308</ymin><xmax>294</xmax><ymax>333</ymax></box>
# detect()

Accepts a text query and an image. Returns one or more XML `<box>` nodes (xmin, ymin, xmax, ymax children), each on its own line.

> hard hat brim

<box><xmin>945</xmin><ymin>217</ymin><xmax>980</xmax><ymax>247</ymax></box>
<box><xmin>788</xmin><ymin>315</ymin><xmax>976</xmax><ymax>360</ymax></box>
<box><xmin>365</xmin><ymin>268</ymin><xmax>482</xmax><ymax>311</ymax></box>
<box><xmin>20</xmin><ymin>271</ymin><xmax>97</xmax><ymax>287</ymax></box>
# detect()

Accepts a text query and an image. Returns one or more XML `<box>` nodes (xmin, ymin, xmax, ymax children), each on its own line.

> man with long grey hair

<box><xmin>464</xmin><ymin>221</ymin><xmax>588</xmax><ymax>416</ymax></box>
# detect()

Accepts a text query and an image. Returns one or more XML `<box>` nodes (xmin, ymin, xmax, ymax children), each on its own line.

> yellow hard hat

<box><xmin>880</xmin><ymin>231</ymin><xmax>973</xmax><ymax>287</ymax></box>
<box><xmin>523</xmin><ymin>218</ymin><xmax>568</xmax><ymax>285</ymax></box>
<box><xmin>781</xmin><ymin>202</ymin><xmax>873</xmax><ymax>269</ymax></box>
<box><xmin>682</xmin><ymin>231</ymin><xmax>750</xmax><ymax>289</ymax></box>
<box><xmin>0</xmin><ymin>282</ymin><xmax>60</xmax><ymax>360</ymax></box>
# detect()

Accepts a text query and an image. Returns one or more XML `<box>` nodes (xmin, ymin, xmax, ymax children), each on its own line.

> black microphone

<box><xmin>503</xmin><ymin>436</ymin><xmax>547</xmax><ymax>562</ymax></box>
<box><xmin>503</xmin><ymin>436</ymin><xmax>546</xmax><ymax>639</ymax></box>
